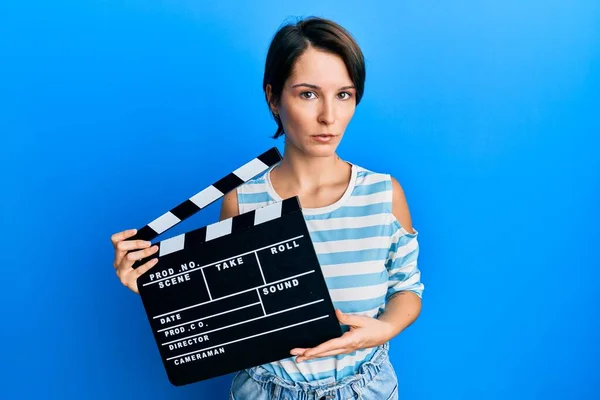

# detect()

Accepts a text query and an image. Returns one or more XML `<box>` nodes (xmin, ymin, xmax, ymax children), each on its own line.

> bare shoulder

<box><xmin>219</xmin><ymin>189</ymin><xmax>240</xmax><ymax>221</ymax></box>
<box><xmin>390</xmin><ymin>175</ymin><xmax>415</xmax><ymax>234</ymax></box>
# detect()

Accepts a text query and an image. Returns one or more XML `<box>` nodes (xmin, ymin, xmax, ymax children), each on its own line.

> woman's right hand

<box><xmin>111</xmin><ymin>228</ymin><xmax>160</xmax><ymax>294</ymax></box>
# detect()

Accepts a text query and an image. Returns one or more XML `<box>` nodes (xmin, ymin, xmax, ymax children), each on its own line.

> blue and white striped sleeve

<box><xmin>385</xmin><ymin>224</ymin><xmax>424</xmax><ymax>300</ymax></box>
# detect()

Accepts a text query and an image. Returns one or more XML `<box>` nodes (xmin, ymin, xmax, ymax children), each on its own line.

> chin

<box><xmin>303</xmin><ymin>144</ymin><xmax>339</xmax><ymax>158</ymax></box>
<box><xmin>308</xmin><ymin>136</ymin><xmax>343</xmax><ymax>155</ymax></box>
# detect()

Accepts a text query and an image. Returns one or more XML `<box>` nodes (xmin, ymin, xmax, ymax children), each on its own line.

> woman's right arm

<box><xmin>219</xmin><ymin>188</ymin><xmax>240</xmax><ymax>220</ymax></box>
<box><xmin>112</xmin><ymin>189</ymin><xmax>240</xmax><ymax>294</ymax></box>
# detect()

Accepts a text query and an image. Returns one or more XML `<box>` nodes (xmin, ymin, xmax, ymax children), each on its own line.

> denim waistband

<box><xmin>244</xmin><ymin>342</ymin><xmax>391</xmax><ymax>398</ymax></box>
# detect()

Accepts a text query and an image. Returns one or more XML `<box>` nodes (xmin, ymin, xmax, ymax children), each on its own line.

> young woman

<box><xmin>111</xmin><ymin>16</ymin><xmax>424</xmax><ymax>400</ymax></box>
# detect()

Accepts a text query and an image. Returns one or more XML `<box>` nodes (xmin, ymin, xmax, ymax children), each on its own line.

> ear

<box><xmin>265</xmin><ymin>84</ymin><xmax>279</xmax><ymax>115</ymax></box>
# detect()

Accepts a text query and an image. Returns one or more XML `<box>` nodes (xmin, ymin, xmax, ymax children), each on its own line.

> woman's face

<box><xmin>270</xmin><ymin>47</ymin><xmax>357</xmax><ymax>158</ymax></box>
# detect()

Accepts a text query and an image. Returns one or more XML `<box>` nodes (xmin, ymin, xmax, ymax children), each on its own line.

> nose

<box><xmin>317</xmin><ymin>98</ymin><xmax>336</xmax><ymax>126</ymax></box>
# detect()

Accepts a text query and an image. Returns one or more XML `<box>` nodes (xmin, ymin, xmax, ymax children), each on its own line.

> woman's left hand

<box><xmin>290</xmin><ymin>309</ymin><xmax>393</xmax><ymax>363</ymax></box>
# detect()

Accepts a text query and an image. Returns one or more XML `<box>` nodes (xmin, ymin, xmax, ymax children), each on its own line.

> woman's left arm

<box><xmin>376</xmin><ymin>290</ymin><xmax>422</xmax><ymax>340</ymax></box>
<box><xmin>377</xmin><ymin>175</ymin><xmax>423</xmax><ymax>337</ymax></box>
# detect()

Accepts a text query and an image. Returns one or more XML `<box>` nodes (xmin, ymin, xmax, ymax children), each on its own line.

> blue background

<box><xmin>1</xmin><ymin>0</ymin><xmax>598</xmax><ymax>399</ymax></box>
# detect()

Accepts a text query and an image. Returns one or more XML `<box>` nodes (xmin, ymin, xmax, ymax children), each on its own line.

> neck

<box><xmin>274</xmin><ymin>141</ymin><xmax>347</xmax><ymax>190</ymax></box>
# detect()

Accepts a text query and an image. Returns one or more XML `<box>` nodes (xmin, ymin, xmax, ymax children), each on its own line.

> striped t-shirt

<box><xmin>236</xmin><ymin>160</ymin><xmax>424</xmax><ymax>382</ymax></box>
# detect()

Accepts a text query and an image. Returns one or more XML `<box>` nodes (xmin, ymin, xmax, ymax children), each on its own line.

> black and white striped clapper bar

<box><xmin>128</xmin><ymin>147</ymin><xmax>342</xmax><ymax>387</ymax></box>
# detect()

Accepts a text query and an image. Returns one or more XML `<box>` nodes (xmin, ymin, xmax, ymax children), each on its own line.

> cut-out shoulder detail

<box><xmin>390</xmin><ymin>175</ymin><xmax>415</xmax><ymax>235</ymax></box>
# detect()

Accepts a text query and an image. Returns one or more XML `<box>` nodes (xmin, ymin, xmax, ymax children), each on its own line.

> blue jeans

<box><xmin>229</xmin><ymin>343</ymin><xmax>398</xmax><ymax>400</ymax></box>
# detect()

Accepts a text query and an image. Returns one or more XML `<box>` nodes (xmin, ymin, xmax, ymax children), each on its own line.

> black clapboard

<box><xmin>128</xmin><ymin>147</ymin><xmax>342</xmax><ymax>386</ymax></box>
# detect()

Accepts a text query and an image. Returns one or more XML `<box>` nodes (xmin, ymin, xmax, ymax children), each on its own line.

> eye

<box><xmin>338</xmin><ymin>91</ymin><xmax>353</xmax><ymax>100</ymax></box>
<box><xmin>300</xmin><ymin>91</ymin><xmax>317</xmax><ymax>99</ymax></box>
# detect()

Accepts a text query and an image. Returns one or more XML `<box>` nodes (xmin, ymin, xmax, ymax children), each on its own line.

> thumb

<box><xmin>335</xmin><ymin>309</ymin><xmax>364</xmax><ymax>327</ymax></box>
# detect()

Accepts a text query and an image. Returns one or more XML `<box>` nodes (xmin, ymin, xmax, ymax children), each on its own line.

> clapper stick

<box><xmin>127</xmin><ymin>147</ymin><xmax>282</xmax><ymax>269</ymax></box>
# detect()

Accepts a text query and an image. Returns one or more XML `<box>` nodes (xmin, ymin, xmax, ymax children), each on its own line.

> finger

<box><xmin>115</xmin><ymin>247</ymin><xmax>158</xmax><ymax>281</ymax></box>
<box><xmin>115</xmin><ymin>240</ymin><xmax>152</xmax><ymax>265</ymax></box>
<box><xmin>111</xmin><ymin>229</ymin><xmax>137</xmax><ymax>247</ymax></box>
<box><xmin>296</xmin><ymin>348</ymin><xmax>353</xmax><ymax>362</ymax></box>
<box><xmin>113</xmin><ymin>233</ymin><xmax>149</xmax><ymax>266</ymax></box>
<box><xmin>129</xmin><ymin>258</ymin><xmax>159</xmax><ymax>293</ymax></box>
<box><xmin>336</xmin><ymin>309</ymin><xmax>367</xmax><ymax>327</ymax></box>
<box><xmin>115</xmin><ymin>241</ymin><xmax>154</xmax><ymax>267</ymax></box>
<box><xmin>302</xmin><ymin>335</ymin><xmax>353</xmax><ymax>358</ymax></box>
<box><xmin>117</xmin><ymin>257</ymin><xmax>158</xmax><ymax>294</ymax></box>
<box><xmin>133</xmin><ymin>257</ymin><xmax>159</xmax><ymax>279</ymax></box>
<box><xmin>116</xmin><ymin>239</ymin><xmax>152</xmax><ymax>252</ymax></box>
<box><xmin>290</xmin><ymin>348</ymin><xmax>309</xmax><ymax>356</ymax></box>
<box><xmin>124</xmin><ymin>245</ymin><xmax>159</xmax><ymax>264</ymax></box>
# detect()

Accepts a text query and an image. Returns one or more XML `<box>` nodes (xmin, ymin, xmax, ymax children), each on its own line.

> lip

<box><xmin>311</xmin><ymin>134</ymin><xmax>336</xmax><ymax>143</ymax></box>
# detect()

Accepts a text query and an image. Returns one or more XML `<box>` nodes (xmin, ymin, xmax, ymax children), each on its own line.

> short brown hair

<box><xmin>263</xmin><ymin>16</ymin><xmax>366</xmax><ymax>139</ymax></box>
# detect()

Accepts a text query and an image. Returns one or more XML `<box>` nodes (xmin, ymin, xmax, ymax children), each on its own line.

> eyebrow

<box><xmin>291</xmin><ymin>83</ymin><xmax>356</xmax><ymax>90</ymax></box>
